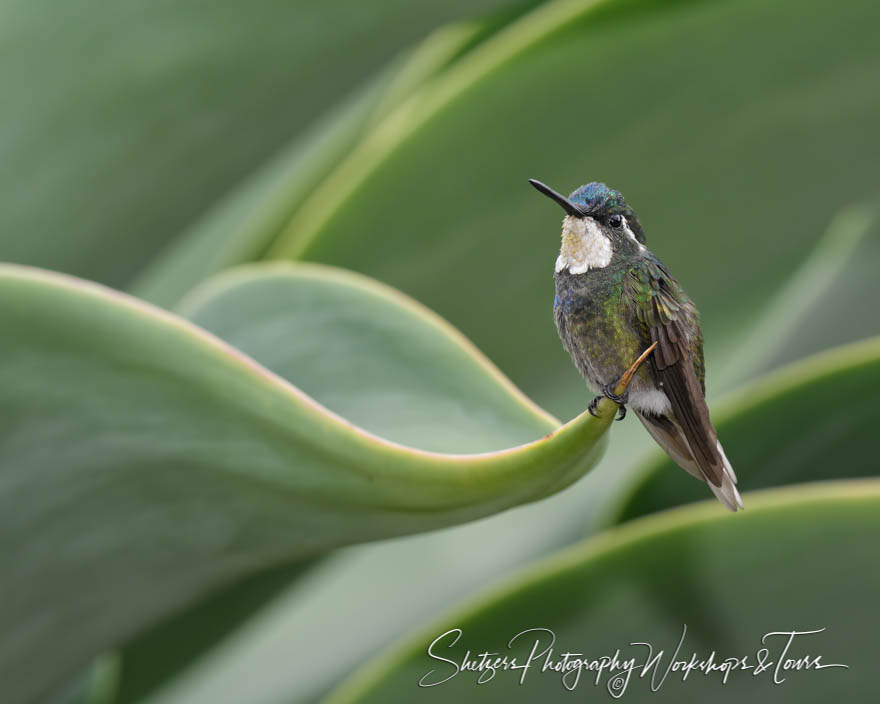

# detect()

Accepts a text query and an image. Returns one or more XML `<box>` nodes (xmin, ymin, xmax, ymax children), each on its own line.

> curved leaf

<box><xmin>0</xmin><ymin>0</ymin><xmax>522</xmax><ymax>288</ymax></box>
<box><xmin>131</xmin><ymin>22</ymin><xmax>486</xmax><ymax>309</ymax></box>
<box><xmin>327</xmin><ymin>480</ymin><xmax>880</xmax><ymax>703</ymax></box>
<box><xmin>716</xmin><ymin>203</ymin><xmax>878</xmax><ymax>387</ymax></box>
<box><xmin>127</xmin><ymin>338</ymin><xmax>880</xmax><ymax>704</ymax></box>
<box><xmin>120</xmin><ymin>188</ymin><xmax>880</xmax><ymax>704</ymax></box>
<box><xmin>128</xmin><ymin>199</ymin><xmax>880</xmax><ymax>703</ymax></box>
<box><xmin>111</xmin><ymin>253</ymin><xmax>561</xmax><ymax>704</ymax></box>
<box><xmin>132</xmin><ymin>1</ymin><xmax>560</xmax><ymax>310</ymax></box>
<box><xmin>758</xmin><ymin>214</ymin><xmax>880</xmax><ymax>373</ymax></box>
<box><xmin>107</xmin><ymin>561</ymin><xmax>315</xmax><ymax>704</ymax></box>
<box><xmin>0</xmin><ymin>263</ymin><xmax>618</xmax><ymax>704</ymax></box>
<box><xmin>267</xmin><ymin>0</ymin><xmax>880</xmax><ymax>418</ymax></box>
<box><xmin>612</xmin><ymin>336</ymin><xmax>880</xmax><ymax>522</ymax></box>
<box><xmin>177</xmin><ymin>263</ymin><xmax>557</xmax><ymax>453</ymax></box>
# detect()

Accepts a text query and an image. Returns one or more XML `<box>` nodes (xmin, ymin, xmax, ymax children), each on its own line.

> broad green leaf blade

<box><xmin>113</xmin><ymin>254</ymin><xmax>559</xmax><ymax>704</ymax></box>
<box><xmin>90</xmin><ymin>1</ymin><xmax>880</xmax><ymax>697</ymax></box>
<box><xmin>108</xmin><ymin>561</ymin><xmax>315</xmax><ymax>704</ymax></box>
<box><xmin>123</xmin><ymin>207</ymin><xmax>880</xmax><ymax>704</ymax></box>
<box><xmin>268</xmin><ymin>0</ymin><xmax>880</xmax><ymax>418</ymax></box>
<box><xmin>177</xmin><ymin>263</ymin><xmax>556</xmax><ymax>452</ymax></box>
<box><xmin>128</xmin><ymin>338</ymin><xmax>880</xmax><ymax>704</ymax></box>
<box><xmin>0</xmin><ymin>0</ymin><xmax>521</xmax><ymax>288</ymax></box>
<box><xmin>759</xmin><ymin>217</ymin><xmax>880</xmax><ymax>373</ymax></box>
<box><xmin>108</xmin><ymin>254</ymin><xmax>560</xmax><ymax>703</ymax></box>
<box><xmin>0</xmin><ymin>263</ymin><xmax>616</xmax><ymax>704</ymax></box>
<box><xmin>131</xmin><ymin>22</ymin><xmax>485</xmax><ymax>309</ymax></box>
<box><xmin>716</xmin><ymin>204</ymin><xmax>879</xmax><ymax>387</ymax></box>
<box><xmin>50</xmin><ymin>655</ymin><xmax>119</xmax><ymax>704</ymax></box>
<box><xmin>612</xmin><ymin>337</ymin><xmax>880</xmax><ymax>523</ymax></box>
<box><xmin>327</xmin><ymin>480</ymin><xmax>880</xmax><ymax>703</ymax></box>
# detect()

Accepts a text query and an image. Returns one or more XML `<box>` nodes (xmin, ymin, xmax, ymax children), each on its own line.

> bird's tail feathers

<box><xmin>709</xmin><ymin>440</ymin><xmax>742</xmax><ymax>511</ymax></box>
<box><xmin>635</xmin><ymin>412</ymin><xmax>743</xmax><ymax>511</ymax></box>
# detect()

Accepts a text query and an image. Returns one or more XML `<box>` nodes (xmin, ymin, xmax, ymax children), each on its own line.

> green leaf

<box><xmin>0</xmin><ymin>0</ymin><xmax>523</xmax><ymax>288</ymax></box>
<box><xmin>109</xmin><ymin>561</ymin><xmax>315</xmax><ymax>704</ymax></box>
<box><xmin>267</xmin><ymin>0</ymin><xmax>880</xmax><ymax>418</ymax></box>
<box><xmin>126</xmin><ymin>337</ymin><xmax>880</xmax><ymax>704</ymax></box>
<box><xmin>757</xmin><ymin>213</ymin><xmax>880</xmax><ymax>373</ymax></box>
<box><xmin>129</xmin><ymin>203</ymin><xmax>880</xmax><ymax>703</ymax></box>
<box><xmin>122</xmin><ymin>156</ymin><xmax>880</xmax><ymax>704</ymax></box>
<box><xmin>176</xmin><ymin>263</ymin><xmax>559</xmax><ymax>452</ymax></box>
<box><xmin>0</xmin><ymin>262</ymin><xmax>619</xmax><ymax>704</ymax></box>
<box><xmin>716</xmin><ymin>203</ymin><xmax>879</xmax><ymax>387</ymax></box>
<box><xmin>131</xmin><ymin>21</ymin><xmax>486</xmax><ymax>309</ymax></box>
<box><xmin>327</xmin><ymin>480</ymin><xmax>880</xmax><ymax>703</ymax></box>
<box><xmin>612</xmin><ymin>336</ymin><xmax>880</xmax><ymax>522</ymax></box>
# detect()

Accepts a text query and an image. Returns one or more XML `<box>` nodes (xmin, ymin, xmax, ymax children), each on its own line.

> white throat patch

<box><xmin>555</xmin><ymin>215</ymin><xmax>612</xmax><ymax>274</ymax></box>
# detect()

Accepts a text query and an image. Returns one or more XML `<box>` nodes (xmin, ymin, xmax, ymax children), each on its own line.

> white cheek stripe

<box><xmin>556</xmin><ymin>215</ymin><xmax>612</xmax><ymax>274</ymax></box>
<box><xmin>622</xmin><ymin>217</ymin><xmax>647</xmax><ymax>252</ymax></box>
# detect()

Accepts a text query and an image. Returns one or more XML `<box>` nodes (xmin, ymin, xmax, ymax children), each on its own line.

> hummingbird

<box><xmin>529</xmin><ymin>178</ymin><xmax>742</xmax><ymax>511</ymax></box>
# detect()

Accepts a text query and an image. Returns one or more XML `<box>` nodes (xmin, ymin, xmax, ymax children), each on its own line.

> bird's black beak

<box><xmin>528</xmin><ymin>179</ymin><xmax>585</xmax><ymax>217</ymax></box>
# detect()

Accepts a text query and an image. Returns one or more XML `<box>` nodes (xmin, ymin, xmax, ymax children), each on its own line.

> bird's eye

<box><xmin>608</xmin><ymin>214</ymin><xmax>624</xmax><ymax>229</ymax></box>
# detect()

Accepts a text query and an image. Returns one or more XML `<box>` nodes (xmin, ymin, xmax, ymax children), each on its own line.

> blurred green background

<box><xmin>1</xmin><ymin>0</ymin><xmax>878</xmax><ymax>702</ymax></box>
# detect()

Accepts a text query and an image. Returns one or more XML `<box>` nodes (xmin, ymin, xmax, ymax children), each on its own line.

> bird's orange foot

<box><xmin>589</xmin><ymin>342</ymin><xmax>658</xmax><ymax>421</ymax></box>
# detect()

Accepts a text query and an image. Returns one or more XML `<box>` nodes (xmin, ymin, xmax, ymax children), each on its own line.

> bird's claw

<box><xmin>588</xmin><ymin>384</ymin><xmax>629</xmax><ymax>421</ymax></box>
<box><xmin>604</xmin><ymin>382</ymin><xmax>628</xmax><ymax>421</ymax></box>
<box><xmin>602</xmin><ymin>382</ymin><xmax>629</xmax><ymax>405</ymax></box>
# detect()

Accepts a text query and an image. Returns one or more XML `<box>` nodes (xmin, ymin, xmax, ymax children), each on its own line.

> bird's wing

<box><xmin>625</xmin><ymin>259</ymin><xmax>725</xmax><ymax>489</ymax></box>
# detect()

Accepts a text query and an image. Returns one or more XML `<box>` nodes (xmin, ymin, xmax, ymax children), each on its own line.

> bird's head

<box><xmin>529</xmin><ymin>179</ymin><xmax>646</xmax><ymax>274</ymax></box>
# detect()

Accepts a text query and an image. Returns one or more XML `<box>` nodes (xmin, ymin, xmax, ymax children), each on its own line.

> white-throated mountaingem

<box><xmin>530</xmin><ymin>178</ymin><xmax>742</xmax><ymax>511</ymax></box>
